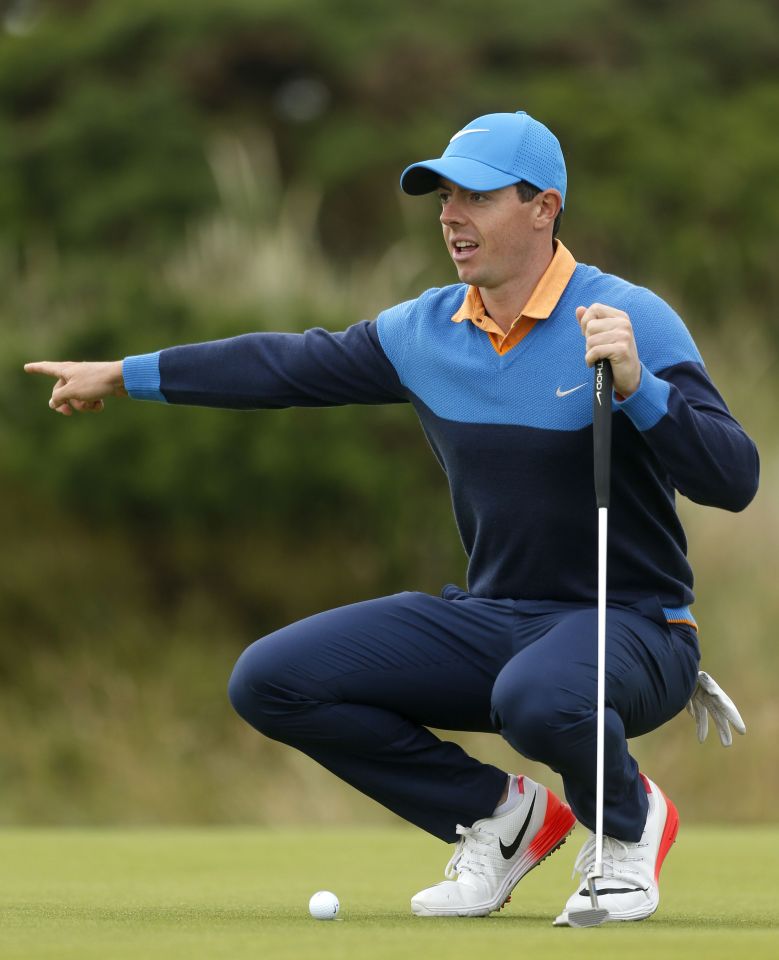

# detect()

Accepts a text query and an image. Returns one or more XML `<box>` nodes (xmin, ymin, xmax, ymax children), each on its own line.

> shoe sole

<box><xmin>413</xmin><ymin>787</ymin><xmax>577</xmax><ymax>917</ymax></box>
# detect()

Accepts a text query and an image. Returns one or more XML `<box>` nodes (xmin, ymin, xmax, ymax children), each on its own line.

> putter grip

<box><xmin>593</xmin><ymin>360</ymin><xmax>613</xmax><ymax>509</ymax></box>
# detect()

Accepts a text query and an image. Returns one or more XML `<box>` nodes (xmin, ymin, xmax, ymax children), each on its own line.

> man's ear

<box><xmin>535</xmin><ymin>190</ymin><xmax>563</xmax><ymax>230</ymax></box>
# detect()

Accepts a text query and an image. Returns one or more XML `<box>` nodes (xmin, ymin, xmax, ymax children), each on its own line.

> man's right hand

<box><xmin>24</xmin><ymin>360</ymin><xmax>127</xmax><ymax>416</ymax></box>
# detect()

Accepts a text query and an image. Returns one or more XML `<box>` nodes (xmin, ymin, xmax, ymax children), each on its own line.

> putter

<box><xmin>567</xmin><ymin>358</ymin><xmax>613</xmax><ymax>929</ymax></box>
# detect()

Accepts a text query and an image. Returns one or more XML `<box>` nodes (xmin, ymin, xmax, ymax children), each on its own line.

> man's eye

<box><xmin>437</xmin><ymin>193</ymin><xmax>450</xmax><ymax>205</ymax></box>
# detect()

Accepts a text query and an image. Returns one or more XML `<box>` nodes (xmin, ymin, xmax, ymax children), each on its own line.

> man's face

<box><xmin>437</xmin><ymin>179</ymin><xmax>540</xmax><ymax>290</ymax></box>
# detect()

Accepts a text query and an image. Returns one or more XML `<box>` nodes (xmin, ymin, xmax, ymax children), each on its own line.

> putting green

<box><xmin>1</xmin><ymin>826</ymin><xmax>777</xmax><ymax>959</ymax></box>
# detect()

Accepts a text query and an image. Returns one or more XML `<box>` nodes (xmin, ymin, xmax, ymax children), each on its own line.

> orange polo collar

<box><xmin>451</xmin><ymin>240</ymin><xmax>577</xmax><ymax>355</ymax></box>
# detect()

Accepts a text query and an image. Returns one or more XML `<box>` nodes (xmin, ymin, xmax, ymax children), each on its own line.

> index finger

<box><xmin>24</xmin><ymin>361</ymin><xmax>64</xmax><ymax>378</ymax></box>
<box><xmin>579</xmin><ymin>303</ymin><xmax>621</xmax><ymax>317</ymax></box>
<box><xmin>578</xmin><ymin>302</ymin><xmax>629</xmax><ymax>324</ymax></box>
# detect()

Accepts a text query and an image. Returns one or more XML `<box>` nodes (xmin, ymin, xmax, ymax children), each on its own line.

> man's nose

<box><xmin>440</xmin><ymin>201</ymin><xmax>465</xmax><ymax>226</ymax></box>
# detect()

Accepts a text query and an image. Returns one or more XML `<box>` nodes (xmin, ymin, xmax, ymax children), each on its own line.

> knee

<box><xmin>491</xmin><ymin>670</ymin><xmax>585</xmax><ymax>763</ymax></box>
<box><xmin>227</xmin><ymin>650</ymin><xmax>255</xmax><ymax>723</ymax></box>
<box><xmin>227</xmin><ymin>638</ymin><xmax>300</xmax><ymax>741</ymax></box>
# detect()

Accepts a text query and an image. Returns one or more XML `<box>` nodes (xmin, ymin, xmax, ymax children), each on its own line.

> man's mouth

<box><xmin>452</xmin><ymin>240</ymin><xmax>479</xmax><ymax>262</ymax></box>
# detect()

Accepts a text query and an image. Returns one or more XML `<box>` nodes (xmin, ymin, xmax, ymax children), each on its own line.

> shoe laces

<box><xmin>572</xmin><ymin>833</ymin><xmax>647</xmax><ymax>884</ymax></box>
<box><xmin>444</xmin><ymin>824</ymin><xmax>493</xmax><ymax>881</ymax></box>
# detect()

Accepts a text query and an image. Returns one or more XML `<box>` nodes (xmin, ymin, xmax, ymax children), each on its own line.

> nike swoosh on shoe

<box><xmin>499</xmin><ymin>795</ymin><xmax>536</xmax><ymax>859</ymax></box>
<box><xmin>578</xmin><ymin>886</ymin><xmax>647</xmax><ymax>896</ymax></box>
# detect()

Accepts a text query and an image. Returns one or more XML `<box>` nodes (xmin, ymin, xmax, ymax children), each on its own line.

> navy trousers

<box><xmin>228</xmin><ymin>585</ymin><xmax>699</xmax><ymax>843</ymax></box>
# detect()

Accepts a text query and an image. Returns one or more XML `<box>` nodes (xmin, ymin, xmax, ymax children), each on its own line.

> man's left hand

<box><xmin>686</xmin><ymin>670</ymin><xmax>746</xmax><ymax>747</ymax></box>
<box><xmin>577</xmin><ymin>304</ymin><xmax>641</xmax><ymax>399</ymax></box>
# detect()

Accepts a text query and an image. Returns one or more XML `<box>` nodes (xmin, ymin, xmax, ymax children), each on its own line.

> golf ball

<box><xmin>309</xmin><ymin>890</ymin><xmax>339</xmax><ymax>920</ymax></box>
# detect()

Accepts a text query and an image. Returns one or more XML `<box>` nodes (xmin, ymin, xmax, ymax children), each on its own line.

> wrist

<box><xmin>614</xmin><ymin>364</ymin><xmax>642</xmax><ymax>400</ymax></box>
<box><xmin>111</xmin><ymin>360</ymin><xmax>128</xmax><ymax>397</ymax></box>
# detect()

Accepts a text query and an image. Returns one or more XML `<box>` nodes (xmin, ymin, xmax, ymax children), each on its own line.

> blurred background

<box><xmin>1</xmin><ymin>0</ymin><xmax>777</xmax><ymax>826</ymax></box>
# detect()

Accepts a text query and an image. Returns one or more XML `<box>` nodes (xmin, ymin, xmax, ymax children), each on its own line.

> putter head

<box><xmin>566</xmin><ymin>906</ymin><xmax>610</xmax><ymax>928</ymax></box>
<box><xmin>566</xmin><ymin>877</ymin><xmax>610</xmax><ymax>928</ymax></box>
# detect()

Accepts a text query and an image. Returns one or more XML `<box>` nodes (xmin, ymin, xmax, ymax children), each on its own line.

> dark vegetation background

<box><xmin>1</xmin><ymin>0</ymin><xmax>777</xmax><ymax>824</ymax></box>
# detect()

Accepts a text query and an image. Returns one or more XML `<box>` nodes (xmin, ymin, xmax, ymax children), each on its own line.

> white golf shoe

<box><xmin>411</xmin><ymin>775</ymin><xmax>576</xmax><ymax>917</ymax></box>
<box><xmin>553</xmin><ymin>774</ymin><xmax>679</xmax><ymax>926</ymax></box>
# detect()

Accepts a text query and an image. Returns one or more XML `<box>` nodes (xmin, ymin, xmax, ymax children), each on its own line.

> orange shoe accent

<box><xmin>654</xmin><ymin>790</ymin><xmax>680</xmax><ymax>883</ymax></box>
<box><xmin>640</xmin><ymin>772</ymin><xmax>680</xmax><ymax>882</ymax></box>
<box><xmin>528</xmin><ymin>788</ymin><xmax>577</xmax><ymax>862</ymax></box>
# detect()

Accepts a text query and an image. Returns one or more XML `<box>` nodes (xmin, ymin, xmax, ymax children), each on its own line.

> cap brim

<box><xmin>400</xmin><ymin>158</ymin><xmax>520</xmax><ymax>195</ymax></box>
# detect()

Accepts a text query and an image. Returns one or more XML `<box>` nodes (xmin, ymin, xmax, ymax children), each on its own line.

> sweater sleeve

<box><xmin>615</xmin><ymin>294</ymin><xmax>759</xmax><ymax>512</ymax></box>
<box><xmin>122</xmin><ymin>319</ymin><xmax>408</xmax><ymax>409</ymax></box>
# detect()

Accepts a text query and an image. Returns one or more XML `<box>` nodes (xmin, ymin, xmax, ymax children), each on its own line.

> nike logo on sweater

<box><xmin>556</xmin><ymin>383</ymin><xmax>587</xmax><ymax>397</ymax></box>
<box><xmin>499</xmin><ymin>795</ymin><xmax>536</xmax><ymax>859</ymax></box>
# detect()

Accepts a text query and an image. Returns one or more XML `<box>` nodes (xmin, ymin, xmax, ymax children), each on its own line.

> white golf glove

<box><xmin>686</xmin><ymin>670</ymin><xmax>746</xmax><ymax>746</ymax></box>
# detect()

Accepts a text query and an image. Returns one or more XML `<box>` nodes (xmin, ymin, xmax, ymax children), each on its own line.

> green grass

<box><xmin>1</xmin><ymin>827</ymin><xmax>778</xmax><ymax>959</ymax></box>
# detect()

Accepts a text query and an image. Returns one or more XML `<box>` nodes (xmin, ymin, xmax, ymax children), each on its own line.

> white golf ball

<box><xmin>309</xmin><ymin>890</ymin><xmax>339</xmax><ymax>920</ymax></box>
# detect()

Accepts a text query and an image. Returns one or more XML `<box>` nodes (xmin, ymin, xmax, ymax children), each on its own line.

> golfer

<box><xmin>25</xmin><ymin>111</ymin><xmax>758</xmax><ymax>924</ymax></box>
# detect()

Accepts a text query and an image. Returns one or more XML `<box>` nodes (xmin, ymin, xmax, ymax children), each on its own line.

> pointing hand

<box><xmin>24</xmin><ymin>360</ymin><xmax>127</xmax><ymax>416</ymax></box>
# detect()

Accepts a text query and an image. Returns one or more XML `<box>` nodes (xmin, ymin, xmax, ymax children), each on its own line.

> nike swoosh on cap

<box><xmin>499</xmin><ymin>794</ymin><xmax>536</xmax><ymax>860</ymax></box>
<box><xmin>449</xmin><ymin>128</ymin><xmax>490</xmax><ymax>143</ymax></box>
<box><xmin>556</xmin><ymin>383</ymin><xmax>587</xmax><ymax>398</ymax></box>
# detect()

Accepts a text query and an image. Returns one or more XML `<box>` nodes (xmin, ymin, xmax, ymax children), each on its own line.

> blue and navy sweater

<box><xmin>123</xmin><ymin>257</ymin><xmax>759</xmax><ymax>624</ymax></box>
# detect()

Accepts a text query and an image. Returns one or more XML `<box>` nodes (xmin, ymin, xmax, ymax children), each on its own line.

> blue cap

<box><xmin>400</xmin><ymin>111</ymin><xmax>567</xmax><ymax>207</ymax></box>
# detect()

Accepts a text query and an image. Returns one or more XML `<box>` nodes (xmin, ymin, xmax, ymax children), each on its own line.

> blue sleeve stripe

<box><xmin>615</xmin><ymin>365</ymin><xmax>670</xmax><ymax>431</ymax></box>
<box><xmin>663</xmin><ymin>606</ymin><xmax>696</xmax><ymax>629</ymax></box>
<box><xmin>122</xmin><ymin>351</ymin><xmax>166</xmax><ymax>402</ymax></box>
